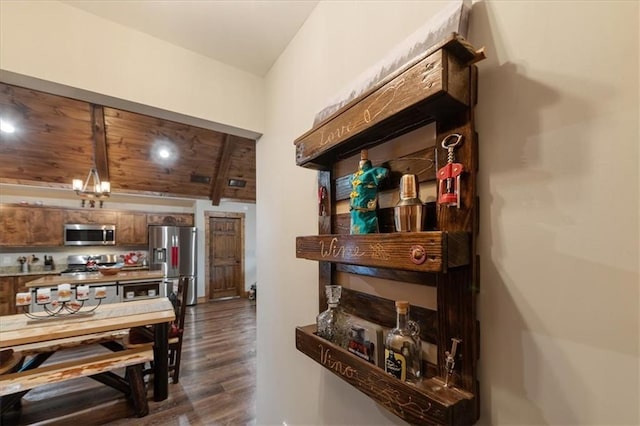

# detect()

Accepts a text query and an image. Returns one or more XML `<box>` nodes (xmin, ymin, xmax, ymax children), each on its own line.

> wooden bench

<box><xmin>0</xmin><ymin>298</ymin><xmax>175</xmax><ymax>417</ymax></box>
<box><xmin>0</xmin><ymin>334</ymin><xmax>154</xmax><ymax>417</ymax></box>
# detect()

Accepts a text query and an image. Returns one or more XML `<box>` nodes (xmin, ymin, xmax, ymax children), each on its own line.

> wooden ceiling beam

<box><xmin>91</xmin><ymin>104</ymin><xmax>109</xmax><ymax>182</ymax></box>
<box><xmin>209</xmin><ymin>134</ymin><xmax>234</xmax><ymax>206</ymax></box>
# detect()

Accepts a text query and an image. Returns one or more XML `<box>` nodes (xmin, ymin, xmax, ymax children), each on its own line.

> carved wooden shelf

<box><xmin>296</xmin><ymin>324</ymin><xmax>474</xmax><ymax>425</ymax></box>
<box><xmin>296</xmin><ymin>231</ymin><xmax>469</xmax><ymax>273</ymax></box>
<box><xmin>293</xmin><ymin>33</ymin><xmax>484</xmax><ymax>424</ymax></box>
<box><xmin>294</xmin><ymin>34</ymin><xmax>483</xmax><ymax>170</ymax></box>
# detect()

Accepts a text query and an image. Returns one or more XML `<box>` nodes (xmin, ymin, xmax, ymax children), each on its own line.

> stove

<box><xmin>60</xmin><ymin>254</ymin><xmax>119</xmax><ymax>276</ymax></box>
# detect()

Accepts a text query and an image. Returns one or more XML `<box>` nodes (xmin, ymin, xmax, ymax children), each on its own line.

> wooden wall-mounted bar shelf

<box><xmin>296</xmin><ymin>231</ymin><xmax>469</xmax><ymax>273</ymax></box>
<box><xmin>296</xmin><ymin>325</ymin><xmax>474</xmax><ymax>425</ymax></box>
<box><xmin>293</xmin><ymin>33</ymin><xmax>484</xmax><ymax>424</ymax></box>
<box><xmin>294</xmin><ymin>34</ymin><xmax>482</xmax><ymax>170</ymax></box>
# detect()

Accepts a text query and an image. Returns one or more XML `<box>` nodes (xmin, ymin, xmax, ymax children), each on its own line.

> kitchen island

<box><xmin>24</xmin><ymin>271</ymin><xmax>166</xmax><ymax>310</ymax></box>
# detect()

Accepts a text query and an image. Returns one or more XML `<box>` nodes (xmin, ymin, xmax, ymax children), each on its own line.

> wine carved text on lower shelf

<box><xmin>319</xmin><ymin>343</ymin><xmax>356</xmax><ymax>379</ymax></box>
<box><xmin>320</xmin><ymin>237</ymin><xmax>390</xmax><ymax>260</ymax></box>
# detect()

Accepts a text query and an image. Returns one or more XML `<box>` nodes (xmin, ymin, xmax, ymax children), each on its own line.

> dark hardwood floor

<box><xmin>2</xmin><ymin>298</ymin><xmax>256</xmax><ymax>425</ymax></box>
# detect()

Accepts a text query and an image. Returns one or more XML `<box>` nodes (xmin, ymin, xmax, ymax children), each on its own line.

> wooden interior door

<box><xmin>208</xmin><ymin>215</ymin><xmax>243</xmax><ymax>300</ymax></box>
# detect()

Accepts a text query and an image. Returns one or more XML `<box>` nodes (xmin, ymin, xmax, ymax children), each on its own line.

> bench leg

<box><xmin>0</xmin><ymin>392</ymin><xmax>24</xmax><ymax>415</ymax></box>
<box><xmin>126</xmin><ymin>364</ymin><xmax>149</xmax><ymax>417</ymax></box>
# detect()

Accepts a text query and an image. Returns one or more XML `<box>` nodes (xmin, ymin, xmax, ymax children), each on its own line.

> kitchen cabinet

<box><xmin>0</xmin><ymin>204</ymin><xmax>194</xmax><ymax>248</ymax></box>
<box><xmin>64</xmin><ymin>209</ymin><xmax>117</xmax><ymax>225</ymax></box>
<box><xmin>0</xmin><ymin>274</ymin><xmax>50</xmax><ymax>315</ymax></box>
<box><xmin>0</xmin><ymin>276</ymin><xmax>15</xmax><ymax>316</ymax></box>
<box><xmin>0</xmin><ymin>206</ymin><xmax>64</xmax><ymax>247</ymax></box>
<box><xmin>146</xmin><ymin>213</ymin><xmax>194</xmax><ymax>226</ymax></box>
<box><xmin>117</xmin><ymin>211</ymin><xmax>148</xmax><ymax>246</ymax></box>
<box><xmin>293</xmin><ymin>34</ymin><xmax>484</xmax><ymax>425</ymax></box>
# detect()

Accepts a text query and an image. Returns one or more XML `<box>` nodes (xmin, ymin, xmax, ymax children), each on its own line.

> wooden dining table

<box><xmin>0</xmin><ymin>298</ymin><xmax>175</xmax><ymax>409</ymax></box>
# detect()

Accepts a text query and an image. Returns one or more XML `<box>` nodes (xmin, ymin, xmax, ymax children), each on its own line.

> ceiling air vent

<box><xmin>190</xmin><ymin>174</ymin><xmax>211</xmax><ymax>184</ymax></box>
<box><xmin>228</xmin><ymin>179</ymin><xmax>246</xmax><ymax>188</ymax></box>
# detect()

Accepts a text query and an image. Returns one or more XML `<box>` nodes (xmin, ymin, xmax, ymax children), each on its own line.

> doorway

<box><xmin>204</xmin><ymin>211</ymin><xmax>245</xmax><ymax>300</ymax></box>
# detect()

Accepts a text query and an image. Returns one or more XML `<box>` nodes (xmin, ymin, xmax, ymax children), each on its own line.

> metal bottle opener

<box><xmin>437</xmin><ymin>133</ymin><xmax>464</xmax><ymax>208</ymax></box>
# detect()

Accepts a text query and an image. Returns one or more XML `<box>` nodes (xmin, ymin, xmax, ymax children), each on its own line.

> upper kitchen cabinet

<box><xmin>0</xmin><ymin>82</ymin><xmax>257</xmax><ymax>205</ymax></box>
<box><xmin>64</xmin><ymin>209</ymin><xmax>117</xmax><ymax>225</ymax></box>
<box><xmin>0</xmin><ymin>205</ymin><xmax>64</xmax><ymax>247</ymax></box>
<box><xmin>117</xmin><ymin>211</ymin><xmax>148</xmax><ymax>246</ymax></box>
<box><xmin>146</xmin><ymin>213</ymin><xmax>194</xmax><ymax>227</ymax></box>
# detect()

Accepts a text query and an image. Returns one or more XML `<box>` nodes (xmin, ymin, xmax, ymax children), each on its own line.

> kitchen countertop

<box><xmin>0</xmin><ymin>269</ymin><xmax>64</xmax><ymax>278</ymax></box>
<box><xmin>25</xmin><ymin>270</ymin><xmax>164</xmax><ymax>288</ymax></box>
<box><xmin>0</xmin><ymin>265</ymin><xmax>148</xmax><ymax>278</ymax></box>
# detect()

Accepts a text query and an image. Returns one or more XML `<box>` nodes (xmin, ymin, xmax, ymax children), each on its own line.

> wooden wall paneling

<box><xmin>0</xmin><ymin>83</ymin><xmax>257</xmax><ymax>202</ymax></box>
<box><xmin>333</xmin><ymin>148</ymin><xmax>437</xmax><ymax>202</ymax></box>
<box><xmin>210</xmin><ymin>135</ymin><xmax>234</xmax><ymax>206</ymax></box>
<box><xmin>92</xmin><ymin>104</ymin><xmax>109</xmax><ymax>182</ymax></box>
<box><xmin>103</xmin><ymin>107</ymin><xmax>225</xmax><ymax>198</ymax></box>
<box><xmin>0</xmin><ymin>83</ymin><xmax>94</xmax><ymax>187</ymax></box>
<box><xmin>340</xmin><ymin>287</ymin><xmax>438</xmax><ymax>345</ymax></box>
<box><xmin>221</xmin><ymin>137</ymin><xmax>256</xmax><ymax>203</ymax></box>
<box><xmin>335</xmin><ymin>264</ymin><xmax>438</xmax><ymax>287</ymax></box>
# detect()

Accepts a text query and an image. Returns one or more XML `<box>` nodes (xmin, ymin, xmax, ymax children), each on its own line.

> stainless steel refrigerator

<box><xmin>149</xmin><ymin>225</ymin><xmax>197</xmax><ymax>306</ymax></box>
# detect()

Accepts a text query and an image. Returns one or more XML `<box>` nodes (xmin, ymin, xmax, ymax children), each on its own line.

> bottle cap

<box><xmin>325</xmin><ymin>285</ymin><xmax>342</xmax><ymax>304</ymax></box>
<box><xmin>395</xmin><ymin>300</ymin><xmax>409</xmax><ymax>313</ymax></box>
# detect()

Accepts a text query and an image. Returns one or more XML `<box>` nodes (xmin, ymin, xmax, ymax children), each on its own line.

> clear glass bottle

<box><xmin>316</xmin><ymin>285</ymin><xmax>349</xmax><ymax>348</ymax></box>
<box><xmin>384</xmin><ymin>300</ymin><xmax>422</xmax><ymax>383</ymax></box>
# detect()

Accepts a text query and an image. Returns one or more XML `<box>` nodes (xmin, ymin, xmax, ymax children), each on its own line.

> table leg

<box><xmin>153</xmin><ymin>322</ymin><xmax>169</xmax><ymax>401</ymax></box>
<box><xmin>1</xmin><ymin>352</ymin><xmax>53</xmax><ymax>415</ymax></box>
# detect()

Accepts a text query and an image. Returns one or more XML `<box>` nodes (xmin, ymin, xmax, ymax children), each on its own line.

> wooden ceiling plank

<box><xmin>209</xmin><ymin>134</ymin><xmax>234</xmax><ymax>206</ymax></box>
<box><xmin>91</xmin><ymin>104</ymin><xmax>109</xmax><ymax>182</ymax></box>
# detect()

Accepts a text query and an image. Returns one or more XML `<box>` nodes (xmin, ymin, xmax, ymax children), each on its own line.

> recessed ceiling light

<box><xmin>151</xmin><ymin>140</ymin><xmax>178</xmax><ymax>165</ymax></box>
<box><xmin>0</xmin><ymin>119</ymin><xmax>16</xmax><ymax>133</ymax></box>
<box><xmin>159</xmin><ymin>148</ymin><xmax>170</xmax><ymax>159</ymax></box>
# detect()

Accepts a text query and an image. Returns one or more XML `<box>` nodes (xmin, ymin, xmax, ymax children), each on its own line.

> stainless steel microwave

<box><xmin>64</xmin><ymin>224</ymin><xmax>116</xmax><ymax>246</ymax></box>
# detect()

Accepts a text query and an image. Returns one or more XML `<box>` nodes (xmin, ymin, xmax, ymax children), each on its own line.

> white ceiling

<box><xmin>62</xmin><ymin>0</ymin><xmax>319</xmax><ymax>77</ymax></box>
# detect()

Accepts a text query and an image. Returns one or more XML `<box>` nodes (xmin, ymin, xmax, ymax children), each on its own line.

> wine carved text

<box><xmin>317</xmin><ymin>78</ymin><xmax>406</xmax><ymax>148</ymax></box>
<box><xmin>319</xmin><ymin>237</ymin><xmax>366</xmax><ymax>259</ymax></box>
<box><xmin>319</xmin><ymin>344</ymin><xmax>356</xmax><ymax>379</ymax></box>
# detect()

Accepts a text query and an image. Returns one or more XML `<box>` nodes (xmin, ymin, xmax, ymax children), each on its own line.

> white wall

<box><xmin>258</xmin><ymin>1</ymin><xmax>639</xmax><ymax>425</ymax></box>
<box><xmin>0</xmin><ymin>1</ymin><xmax>260</xmax><ymax>300</ymax></box>
<box><xmin>0</xmin><ymin>0</ymin><xmax>264</xmax><ymax>135</ymax></box>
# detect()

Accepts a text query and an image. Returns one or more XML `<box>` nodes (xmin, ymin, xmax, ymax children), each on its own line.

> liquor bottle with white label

<box><xmin>384</xmin><ymin>300</ymin><xmax>422</xmax><ymax>383</ymax></box>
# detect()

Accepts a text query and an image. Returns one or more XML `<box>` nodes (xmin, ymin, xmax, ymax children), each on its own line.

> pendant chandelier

<box><xmin>72</xmin><ymin>167</ymin><xmax>110</xmax><ymax>208</ymax></box>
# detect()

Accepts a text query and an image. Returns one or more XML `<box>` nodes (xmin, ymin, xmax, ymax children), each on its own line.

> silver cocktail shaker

<box><xmin>394</xmin><ymin>174</ymin><xmax>425</xmax><ymax>232</ymax></box>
